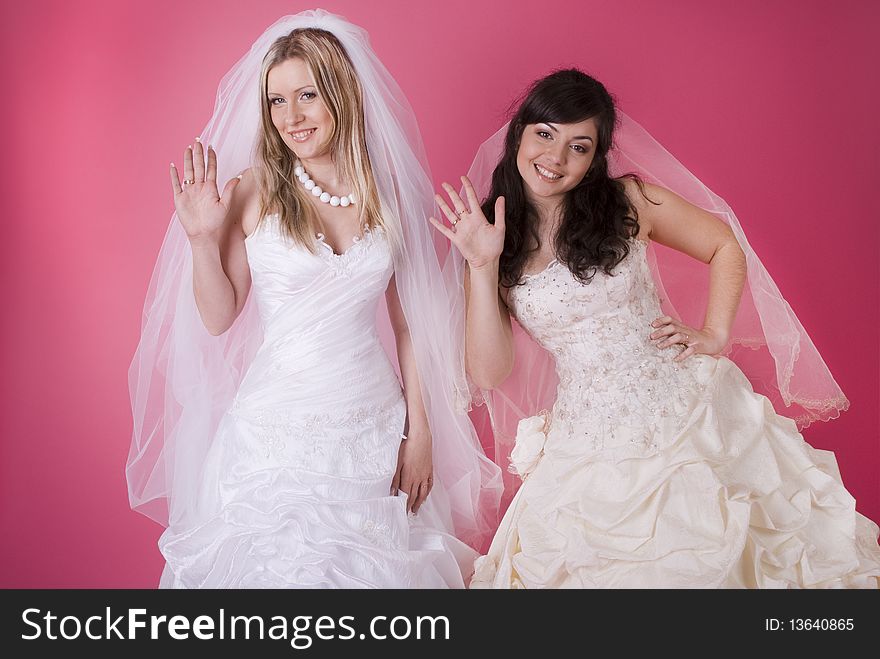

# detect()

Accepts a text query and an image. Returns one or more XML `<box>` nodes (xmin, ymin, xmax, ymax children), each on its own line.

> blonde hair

<box><xmin>255</xmin><ymin>28</ymin><xmax>384</xmax><ymax>250</ymax></box>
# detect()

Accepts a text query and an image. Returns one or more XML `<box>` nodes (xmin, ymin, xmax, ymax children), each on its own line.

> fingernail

<box><xmin>236</xmin><ymin>174</ymin><xmax>242</xmax><ymax>179</ymax></box>
<box><xmin>194</xmin><ymin>137</ymin><xmax>200</xmax><ymax>142</ymax></box>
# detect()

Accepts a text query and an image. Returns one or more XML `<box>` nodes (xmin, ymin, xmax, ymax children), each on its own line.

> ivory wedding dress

<box><xmin>471</xmin><ymin>239</ymin><xmax>880</xmax><ymax>589</ymax></box>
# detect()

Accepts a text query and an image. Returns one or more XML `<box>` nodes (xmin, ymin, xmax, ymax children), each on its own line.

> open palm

<box><xmin>429</xmin><ymin>176</ymin><xmax>505</xmax><ymax>269</ymax></box>
<box><xmin>170</xmin><ymin>140</ymin><xmax>240</xmax><ymax>242</ymax></box>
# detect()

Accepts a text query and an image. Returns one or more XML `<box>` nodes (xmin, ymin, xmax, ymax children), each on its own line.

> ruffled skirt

<box><xmin>471</xmin><ymin>357</ymin><xmax>880</xmax><ymax>588</ymax></box>
<box><xmin>159</xmin><ymin>397</ymin><xmax>475</xmax><ymax>588</ymax></box>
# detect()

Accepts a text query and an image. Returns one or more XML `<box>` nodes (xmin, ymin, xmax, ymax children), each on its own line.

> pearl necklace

<box><xmin>293</xmin><ymin>161</ymin><xmax>356</xmax><ymax>207</ymax></box>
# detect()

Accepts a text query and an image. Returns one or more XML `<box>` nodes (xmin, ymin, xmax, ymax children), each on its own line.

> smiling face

<box><xmin>267</xmin><ymin>57</ymin><xmax>334</xmax><ymax>164</ymax></box>
<box><xmin>515</xmin><ymin>118</ymin><xmax>599</xmax><ymax>206</ymax></box>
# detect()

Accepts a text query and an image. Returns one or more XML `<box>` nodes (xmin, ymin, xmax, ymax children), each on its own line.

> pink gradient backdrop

<box><xmin>1</xmin><ymin>0</ymin><xmax>877</xmax><ymax>587</ymax></box>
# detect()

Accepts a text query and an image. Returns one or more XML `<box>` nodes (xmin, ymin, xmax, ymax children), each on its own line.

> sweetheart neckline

<box><xmin>245</xmin><ymin>216</ymin><xmax>384</xmax><ymax>260</ymax></box>
<box><xmin>519</xmin><ymin>239</ymin><xmax>649</xmax><ymax>281</ymax></box>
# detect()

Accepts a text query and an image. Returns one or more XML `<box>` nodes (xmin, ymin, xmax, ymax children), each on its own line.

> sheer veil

<box><xmin>127</xmin><ymin>9</ymin><xmax>502</xmax><ymax>550</ymax></box>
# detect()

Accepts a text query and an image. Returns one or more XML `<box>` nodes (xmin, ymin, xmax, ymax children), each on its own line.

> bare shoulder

<box><xmin>621</xmin><ymin>177</ymin><xmax>669</xmax><ymax>211</ymax></box>
<box><xmin>620</xmin><ymin>178</ymin><xmax>672</xmax><ymax>240</ymax></box>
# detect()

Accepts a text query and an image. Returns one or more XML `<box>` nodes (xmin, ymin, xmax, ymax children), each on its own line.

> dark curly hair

<box><xmin>481</xmin><ymin>69</ymin><xmax>643</xmax><ymax>288</ymax></box>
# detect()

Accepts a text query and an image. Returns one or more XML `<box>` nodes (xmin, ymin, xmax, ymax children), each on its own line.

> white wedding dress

<box><xmin>158</xmin><ymin>215</ymin><xmax>476</xmax><ymax>588</ymax></box>
<box><xmin>471</xmin><ymin>239</ymin><xmax>880</xmax><ymax>588</ymax></box>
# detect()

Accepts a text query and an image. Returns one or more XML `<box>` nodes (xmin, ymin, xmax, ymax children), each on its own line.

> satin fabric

<box><xmin>472</xmin><ymin>240</ymin><xmax>880</xmax><ymax>588</ymax></box>
<box><xmin>159</xmin><ymin>216</ymin><xmax>476</xmax><ymax>588</ymax></box>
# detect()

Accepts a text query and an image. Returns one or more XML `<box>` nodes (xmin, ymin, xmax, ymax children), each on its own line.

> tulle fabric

<box><xmin>445</xmin><ymin>113</ymin><xmax>849</xmax><ymax>506</ymax></box>
<box><xmin>127</xmin><ymin>9</ymin><xmax>502</xmax><ymax>552</ymax></box>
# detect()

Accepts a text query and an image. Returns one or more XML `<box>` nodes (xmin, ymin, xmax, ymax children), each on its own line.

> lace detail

<box><xmin>246</xmin><ymin>215</ymin><xmax>389</xmax><ymax>279</ymax></box>
<box><xmin>229</xmin><ymin>400</ymin><xmax>403</xmax><ymax>477</ymax></box>
<box><xmin>361</xmin><ymin>520</ymin><xmax>394</xmax><ymax>549</ymax></box>
<box><xmin>316</xmin><ymin>224</ymin><xmax>386</xmax><ymax>278</ymax></box>
<box><xmin>521</xmin><ymin>258</ymin><xmax>561</xmax><ymax>280</ymax></box>
<box><xmin>509</xmin><ymin>240</ymin><xmax>705</xmax><ymax>455</ymax></box>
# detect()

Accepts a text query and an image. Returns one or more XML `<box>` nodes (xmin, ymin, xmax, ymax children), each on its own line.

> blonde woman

<box><xmin>127</xmin><ymin>11</ymin><xmax>501</xmax><ymax>589</ymax></box>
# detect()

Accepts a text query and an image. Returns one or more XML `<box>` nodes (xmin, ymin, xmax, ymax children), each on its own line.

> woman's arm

<box><xmin>172</xmin><ymin>141</ymin><xmax>258</xmax><ymax>335</ymax></box>
<box><xmin>463</xmin><ymin>260</ymin><xmax>515</xmax><ymax>389</ymax></box>
<box><xmin>628</xmin><ymin>179</ymin><xmax>747</xmax><ymax>359</ymax></box>
<box><xmin>430</xmin><ymin>177</ymin><xmax>514</xmax><ymax>389</ymax></box>
<box><xmin>385</xmin><ymin>275</ymin><xmax>433</xmax><ymax>514</ymax></box>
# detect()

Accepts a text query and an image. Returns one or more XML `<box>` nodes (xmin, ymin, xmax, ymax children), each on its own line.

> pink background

<box><xmin>1</xmin><ymin>0</ymin><xmax>877</xmax><ymax>587</ymax></box>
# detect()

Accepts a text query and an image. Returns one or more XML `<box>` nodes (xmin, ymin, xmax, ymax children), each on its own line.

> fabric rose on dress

<box><xmin>469</xmin><ymin>555</ymin><xmax>497</xmax><ymax>587</ymax></box>
<box><xmin>509</xmin><ymin>413</ymin><xmax>549</xmax><ymax>478</ymax></box>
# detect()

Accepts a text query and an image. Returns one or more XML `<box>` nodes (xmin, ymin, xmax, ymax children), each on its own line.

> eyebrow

<box><xmin>267</xmin><ymin>85</ymin><xmax>316</xmax><ymax>95</ymax></box>
<box><xmin>543</xmin><ymin>123</ymin><xmax>594</xmax><ymax>142</ymax></box>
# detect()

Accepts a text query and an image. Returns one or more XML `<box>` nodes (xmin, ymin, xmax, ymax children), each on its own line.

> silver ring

<box><xmin>182</xmin><ymin>178</ymin><xmax>194</xmax><ymax>187</ymax></box>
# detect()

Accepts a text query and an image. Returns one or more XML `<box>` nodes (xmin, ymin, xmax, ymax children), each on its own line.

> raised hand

<box><xmin>170</xmin><ymin>139</ymin><xmax>240</xmax><ymax>243</ymax></box>
<box><xmin>429</xmin><ymin>176</ymin><xmax>505</xmax><ymax>270</ymax></box>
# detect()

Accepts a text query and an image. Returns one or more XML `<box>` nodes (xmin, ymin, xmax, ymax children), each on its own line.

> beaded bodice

<box><xmin>508</xmin><ymin>240</ymin><xmax>702</xmax><ymax>454</ymax></box>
